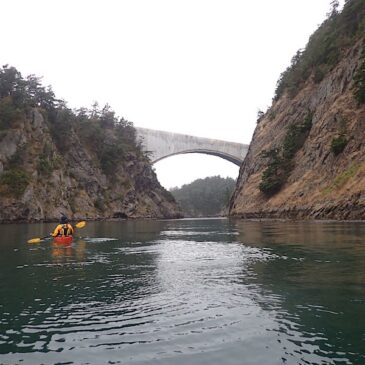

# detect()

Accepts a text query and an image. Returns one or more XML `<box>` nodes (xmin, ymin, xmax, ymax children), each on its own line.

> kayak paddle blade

<box><xmin>27</xmin><ymin>238</ymin><xmax>42</xmax><ymax>244</ymax></box>
<box><xmin>75</xmin><ymin>221</ymin><xmax>86</xmax><ymax>229</ymax></box>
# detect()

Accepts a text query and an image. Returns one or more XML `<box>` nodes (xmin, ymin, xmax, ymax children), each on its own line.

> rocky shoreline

<box><xmin>0</xmin><ymin>107</ymin><xmax>182</xmax><ymax>222</ymax></box>
<box><xmin>229</xmin><ymin>34</ymin><xmax>365</xmax><ymax>221</ymax></box>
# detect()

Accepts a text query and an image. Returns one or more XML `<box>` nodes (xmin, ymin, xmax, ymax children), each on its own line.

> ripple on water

<box><xmin>1</xmin><ymin>221</ymin><xmax>365</xmax><ymax>365</ymax></box>
<box><xmin>84</xmin><ymin>237</ymin><xmax>119</xmax><ymax>243</ymax></box>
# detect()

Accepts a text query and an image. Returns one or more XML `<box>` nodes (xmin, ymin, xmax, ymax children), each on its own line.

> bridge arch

<box><xmin>135</xmin><ymin>127</ymin><xmax>248</xmax><ymax>166</ymax></box>
<box><xmin>153</xmin><ymin>149</ymin><xmax>243</xmax><ymax>166</ymax></box>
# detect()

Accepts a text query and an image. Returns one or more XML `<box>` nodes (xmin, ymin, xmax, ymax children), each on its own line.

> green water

<box><xmin>0</xmin><ymin>219</ymin><xmax>365</xmax><ymax>365</ymax></box>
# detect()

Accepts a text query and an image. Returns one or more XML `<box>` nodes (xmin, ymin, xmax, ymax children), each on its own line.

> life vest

<box><xmin>59</xmin><ymin>223</ymin><xmax>73</xmax><ymax>236</ymax></box>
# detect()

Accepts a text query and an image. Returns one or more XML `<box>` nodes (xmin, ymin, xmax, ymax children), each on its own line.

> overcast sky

<box><xmin>1</xmin><ymin>0</ymin><xmax>344</xmax><ymax>188</ymax></box>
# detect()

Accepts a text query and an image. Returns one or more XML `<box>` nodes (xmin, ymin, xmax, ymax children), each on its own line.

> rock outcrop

<box><xmin>0</xmin><ymin>109</ymin><xmax>182</xmax><ymax>222</ymax></box>
<box><xmin>230</xmin><ymin>36</ymin><xmax>365</xmax><ymax>220</ymax></box>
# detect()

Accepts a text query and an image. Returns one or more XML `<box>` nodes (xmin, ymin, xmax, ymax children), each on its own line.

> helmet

<box><xmin>60</xmin><ymin>215</ymin><xmax>69</xmax><ymax>224</ymax></box>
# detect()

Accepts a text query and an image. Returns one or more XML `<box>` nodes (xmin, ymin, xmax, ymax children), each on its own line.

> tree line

<box><xmin>170</xmin><ymin>176</ymin><xmax>236</xmax><ymax>217</ymax></box>
<box><xmin>274</xmin><ymin>0</ymin><xmax>365</xmax><ymax>101</ymax></box>
<box><xmin>0</xmin><ymin>65</ymin><xmax>145</xmax><ymax>197</ymax></box>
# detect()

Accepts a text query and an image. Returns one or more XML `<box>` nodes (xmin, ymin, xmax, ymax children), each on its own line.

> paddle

<box><xmin>27</xmin><ymin>221</ymin><xmax>86</xmax><ymax>244</ymax></box>
<box><xmin>75</xmin><ymin>221</ymin><xmax>86</xmax><ymax>229</ymax></box>
<box><xmin>27</xmin><ymin>235</ymin><xmax>52</xmax><ymax>244</ymax></box>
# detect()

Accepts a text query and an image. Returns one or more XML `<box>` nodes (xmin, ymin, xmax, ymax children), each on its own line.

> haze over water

<box><xmin>1</xmin><ymin>219</ymin><xmax>365</xmax><ymax>364</ymax></box>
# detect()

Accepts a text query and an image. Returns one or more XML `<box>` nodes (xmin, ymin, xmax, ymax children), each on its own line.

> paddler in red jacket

<box><xmin>51</xmin><ymin>214</ymin><xmax>74</xmax><ymax>237</ymax></box>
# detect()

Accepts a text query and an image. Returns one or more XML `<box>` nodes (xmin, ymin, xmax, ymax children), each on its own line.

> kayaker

<box><xmin>51</xmin><ymin>215</ymin><xmax>74</xmax><ymax>237</ymax></box>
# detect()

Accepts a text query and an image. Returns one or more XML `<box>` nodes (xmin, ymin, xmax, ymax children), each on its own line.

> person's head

<box><xmin>60</xmin><ymin>215</ymin><xmax>68</xmax><ymax>224</ymax></box>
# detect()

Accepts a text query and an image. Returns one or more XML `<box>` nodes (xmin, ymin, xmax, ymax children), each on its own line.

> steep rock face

<box><xmin>230</xmin><ymin>38</ymin><xmax>365</xmax><ymax>220</ymax></box>
<box><xmin>0</xmin><ymin>109</ymin><xmax>182</xmax><ymax>222</ymax></box>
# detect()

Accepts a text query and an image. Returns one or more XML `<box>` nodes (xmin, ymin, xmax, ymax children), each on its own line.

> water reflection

<box><xmin>82</xmin><ymin>219</ymin><xmax>167</xmax><ymax>243</ymax></box>
<box><xmin>233</xmin><ymin>219</ymin><xmax>365</xmax><ymax>364</ymax></box>
<box><xmin>0</xmin><ymin>219</ymin><xmax>365</xmax><ymax>364</ymax></box>
<box><xmin>50</xmin><ymin>239</ymin><xmax>87</xmax><ymax>263</ymax></box>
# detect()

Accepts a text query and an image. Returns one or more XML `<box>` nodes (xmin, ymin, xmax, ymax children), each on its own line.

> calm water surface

<box><xmin>0</xmin><ymin>218</ymin><xmax>365</xmax><ymax>365</ymax></box>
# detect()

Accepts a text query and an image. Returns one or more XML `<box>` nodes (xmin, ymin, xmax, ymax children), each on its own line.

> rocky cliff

<box><xmin>230</xmin><ymin>4</ymin><xmax>365</xmax><ymax>220</ymax></box>
<box><xmin>0</xmin><ymin>102</ymin><xmax>182</xmax><ymax>222</ymax></box>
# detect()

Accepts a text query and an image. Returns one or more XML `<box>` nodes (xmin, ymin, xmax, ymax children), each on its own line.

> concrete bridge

<box><xmin>135</xmin><ymin>127</ymin><xmax>248</xmax><ymax>166</ymax></box>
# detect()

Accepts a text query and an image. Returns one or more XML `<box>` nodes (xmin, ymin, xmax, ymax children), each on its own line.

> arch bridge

<box><xmin>135</xmin><ymin>127</ymin><xmax>248</xmax><ymax>166</ymax></box>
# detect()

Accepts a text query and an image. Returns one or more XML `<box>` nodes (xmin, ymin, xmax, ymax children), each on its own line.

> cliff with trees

<box><xmin>0</xmin><ymin>66</ymin><xmax>182</xmax><ymax>222</ymax></box>
<box><xmin>170</xmin><ymin>176</ymin><xmax>235</xmax><ymax>217</ymax></box>
<box><xmin>230</xmin><ymin>0</ymin><xmax>365</xmax><ymax>220</ymax></box>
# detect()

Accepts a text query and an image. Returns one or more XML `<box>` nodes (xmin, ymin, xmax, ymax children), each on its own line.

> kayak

<box><xmin>53</xmin><ymin>236</ymin><xmax>73</xmax><ymax>244</ymax></box>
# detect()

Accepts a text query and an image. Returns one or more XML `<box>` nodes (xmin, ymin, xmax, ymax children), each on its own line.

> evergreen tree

<box><xmin>170</xmin><ymin>176</ymin><xmax>236</xmax><ymax>217</ymax></box>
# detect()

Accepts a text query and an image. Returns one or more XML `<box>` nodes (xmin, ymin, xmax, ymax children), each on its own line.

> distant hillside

<box><xmin>170</xmin><ymin>176</ymin><xmax>236</xmax><ymax>217</ymax></box>
<box><xmin>0</xmin><ymin>65</ymin><xmax>182</xmax><ymax>222</ymax></box>
<box><xmin>230</xmin><ymin>0</ymin><xmax>365</xmax><ymax>220</ymax></box>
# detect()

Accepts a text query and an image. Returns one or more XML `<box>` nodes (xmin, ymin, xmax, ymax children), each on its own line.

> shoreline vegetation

<box><xmin>0</xmin><ymin>65</ymin><xmax>182</xmax><ymax>222</ymax></box>
<box><xmin>170</xmin><ymin>176</ymin><xmax>236</xmax><ymax>218</ymax></box>
<box><xmin>229</xmin><ymin>0</ymin><xmax>365</xmax><ymax>220</ymax></box>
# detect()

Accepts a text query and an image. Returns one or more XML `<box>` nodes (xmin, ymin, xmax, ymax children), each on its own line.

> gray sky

<box><xmin>1</xmin><ymin>0</ymin><xmax>343</xmax><ymax>188</ymax></box>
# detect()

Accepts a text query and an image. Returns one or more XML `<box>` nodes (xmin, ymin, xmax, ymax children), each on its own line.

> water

<box><xmin>1</xmin><ymin>218</ymin><xmax>365</xmax><ymax>365</ymax></box>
